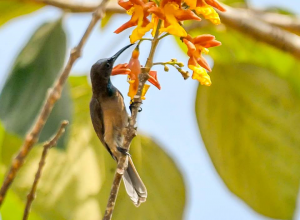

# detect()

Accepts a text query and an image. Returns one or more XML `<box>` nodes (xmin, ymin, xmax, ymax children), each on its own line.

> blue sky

<box><xmin>0</xmin><ymin>1</ymin><xmax>300</xmax><ymax>219</ymax></box>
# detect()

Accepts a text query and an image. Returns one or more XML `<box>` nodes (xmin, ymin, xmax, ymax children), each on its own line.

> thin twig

<box><xmin>102</xmin><ymin>19</ymin><xmax>163</xmax><ymax>220</ymax></box>
<box><xmin>23</xmin><ymin>121</ymin><xmax>68</xmax><ymax>220</ymax></box>
<box><xmin>0</xmin><ymin>0</ymin><xmax>110</xmax><ymax>206</ymax></box>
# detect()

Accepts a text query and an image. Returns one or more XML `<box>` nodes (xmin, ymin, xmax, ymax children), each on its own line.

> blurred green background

<box><xmin>0</xmin><ymin>0</ymin><xmax>300</xmax><ymax>219</ymax></box>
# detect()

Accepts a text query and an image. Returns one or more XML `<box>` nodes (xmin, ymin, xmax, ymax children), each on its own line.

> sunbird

<box><xmin>89</xmin><ymin>44</ymin><xmax>147</xmax><ymax>206</ymax></box>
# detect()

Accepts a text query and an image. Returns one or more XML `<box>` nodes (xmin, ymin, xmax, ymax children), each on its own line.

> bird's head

<box><xmin>91</xmin><ymin>44</ymin><xmax>134</xmax><ymax>81</ymax></box>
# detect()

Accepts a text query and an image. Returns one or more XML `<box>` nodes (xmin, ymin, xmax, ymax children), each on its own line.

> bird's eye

<box><xmin>106</xmin><ymin>63</ymin><xmax>110</xmax><ymax>68</ymax></box>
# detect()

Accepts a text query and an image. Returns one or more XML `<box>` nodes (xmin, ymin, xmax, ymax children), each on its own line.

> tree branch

<box><xmin>0</xmin><ymin>0</ymin><xmax>110</xmax><ymax>206</ymax></box>
<box><xmin>29</xmin><ymin>0</ymin><xmax>300</xmax><ymax>34</ymax></box>
<box><xmin>102</xmin><ymin>19</ymin><xmax>163</xmax><ymax>220</ymax></box>
<box><xmin>29</xmin><ymin>0</ymin><xmax>300</xmax><ymax>59</ymax></box>
<box><xmin>23</xmin><ymin>121</ymin><xmax>68</xmax><ymax>220</ymax></box>
<box><xmin>217</xmin><ymin>5</ymin><xmax>300</xmax><ymax>59</ymax></box>
<box><xmin>246</xmin><ymin>9</ymin><xmax>300</xmax><ymax>35</ymax></box>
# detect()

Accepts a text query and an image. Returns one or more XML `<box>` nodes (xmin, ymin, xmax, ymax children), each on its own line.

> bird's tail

<box><xmin>122</xmin><ymin>157</ymin><xmax>147</xmax><ymax>207</ymax></box>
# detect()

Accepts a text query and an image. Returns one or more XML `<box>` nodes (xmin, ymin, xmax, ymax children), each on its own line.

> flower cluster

<box><xmin>113</xmin><ymin>0</ymin><xmax>225</xmax><ymax>101</ymax></box>
<box><xmin>112</xmin><ymin>48</ymin><xmax>161</xmax><ymax>101</ymax></box>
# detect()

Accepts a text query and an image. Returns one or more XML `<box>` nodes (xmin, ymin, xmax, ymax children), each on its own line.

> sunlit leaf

<box><xmin>4</xmin><ymin>76</ymin><xmax>185</xmax><ymax>220</ymax></box>
<box><xmin>0</xmin><ymin>20</ymin><xmax>72</xmax><ymax>149</ymax></box>
<box><xmin>0</xmin><ymin>1</ymin><xmax>43</xmax><ymax>27</ymax></box>
<box><xmin>196</xmin><ymin>63</ymin><xmax>300</xmax><ymax>219</ymax></box>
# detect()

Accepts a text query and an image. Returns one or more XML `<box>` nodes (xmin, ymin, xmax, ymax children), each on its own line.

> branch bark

<box><xmin>0</xmin><ymin>0</ymin><xmax>110</xmax><ymax>206</ymax></box>
<box><xmin>30</xmin><ymin>0</ymin><xmax>300</xmax><ymax>59</ymax></box>
<box><xmin>102</xmin><ymin>19</ymin><xmax>162</xmax><ymax>220</ymax></box>
<box><xmin>23</xmin><ymin>121</ymin><xmax>68</xmax><ymax>220</ymax></box>
<box><xmin>247</xmin><ymin>10</ymin><xmax>300</xmax><ymax>35</ymax></box>
<box><xmin>217</xmin><ymin>6</ymin><xmax>300</xmax><ymax>59</ymax></box>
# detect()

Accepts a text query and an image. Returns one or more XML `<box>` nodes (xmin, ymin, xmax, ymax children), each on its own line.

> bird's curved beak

<box><xmin>111</xmin><ymin>44</ymin><xmax>134</xmax><ymax>63</ymax></box>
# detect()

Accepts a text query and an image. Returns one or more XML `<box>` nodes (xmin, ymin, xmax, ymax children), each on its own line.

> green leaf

<box><xmin>0</xmin><ymin>20</ymin><xmax>72</xmax><ymax>149</ymax></box>
<box><xmin>196</xmin><ymin>63</ymin><xmax>300</xmax><ymax>219</ymax></box>
<box><xmin>6</xmin><ymin>76</ymin><xmax>185</xmax><ymax>220</ymax></box>
<box><xmin>0</xmin><ymin>189</ymin><xmax>43</xmax><ymax>220</ymax></box>
<box><xmin>0</xmin><ymin>1</ymin><xmax>43</xmax><ymax>27</ymax></box>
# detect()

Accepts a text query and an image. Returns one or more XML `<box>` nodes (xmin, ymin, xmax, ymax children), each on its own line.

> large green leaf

<box><xmin>0</xmin><ymin>20</ymin><xmax>72</xmax><ymax>149</ymax></box>
<box><xmin>5</xmin><ymin>76</ymin><xmax>185</xmax><ymax>220</ymax></box>
<box><xmin>182</xmin><ymin>24</ymin><xmax>300</xmax><ymax>218</ymax></box>
<box><xmin>196</xmin><ymin>63</ymin><xmax>300</xmax><ymax>219</ymax></box>
<box><xmin>0</xmin><ymin>1</ymin><xmax>43</xmax><ymax>27</ymax></box>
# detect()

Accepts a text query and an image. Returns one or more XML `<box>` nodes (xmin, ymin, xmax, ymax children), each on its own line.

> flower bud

<box><xmin>164</xmin><ymin>65</ymin><xmax>169</xmax><ymax>72</ymax></box>
<box><xmin>178</xmin><ymin>62</ymin><xmax>184</xmax><ymax>67</ymax></box>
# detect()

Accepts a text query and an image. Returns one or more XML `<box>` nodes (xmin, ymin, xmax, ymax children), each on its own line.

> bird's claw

<box><xmin>117</xmin><ymin>147</ymin><xmax>131</xmax><ymax>156</ymax></box>
<box><xmin>129</xmin><ymin>100</ymin><xmax>143</xmax><ymax>113</ymax></box>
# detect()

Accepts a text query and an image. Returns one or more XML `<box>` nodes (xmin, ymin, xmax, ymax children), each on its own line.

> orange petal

<box><xmin>202</xmin><ymin>39</ymin><xmax>222</xmax><ymax>48</ymax></box>
<box><xmin>112</xmin><ymin>68</ymin><xmax>131</xmax><ymax>75</ymax></box>
<box><xmin>175</xmin><ymin>9</ymin><xmax>201</xmax><ymax>21</ymax></box>
<box><xmin>188</xmin><ymin>57</ymin><xmax>198</xmax><ymax>67</ymax></box>
<box><xmin>148</xmin><ymin>71</ymin><xmax>161</xmax><ymax>90</ymax></box>
<box><xmin>130</xmin><ymin>0</ymin><xmax>146</xmax><ymax>6</ymax></box>
<box><xmin>148</xmin><ymin>7</ymin><xmax>165</xmax><ymax>19</ymax></box>
<box><xmin>205</xmin><ymin>0</ymin><xmax>226</xmax><ymax>12</ymax></box>
<box><xmin>197</xmin><ymin>55</ymin><xmax>211</xmax><ymax>71</ymax></box>
<box><xmin>114</xmin><ymin>19</ymin><xmax>137</xmax><ymax>33</ymax></box>
<box><xmin>183</xmin><ymin>39</ymin><xmax>196</xmax><ymax>52</ymax></box>
<box><xmin>112</xmin><ymin>63</ymin><xmax>131</xmax><ymax>75</ymax></box>
<box><xmin>193</xmin><ymin>34</ymin><xmax>215</xmax><ymax>44</ymax></box>
<box><xmin>118</xmin><ymin>0</ymin><xmax>133</xmax><ymax>10</ymax></box>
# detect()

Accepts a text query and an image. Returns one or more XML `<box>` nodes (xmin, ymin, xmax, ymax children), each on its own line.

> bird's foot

<box><xmin>117</xmin><ymin>147</ymin><xmax>131</xmax><ymax>156</ymax></box>
<box><xmin>129</xmin><ymin>100</ymin><xmax>143</xmax><ymax>113</ymax></box>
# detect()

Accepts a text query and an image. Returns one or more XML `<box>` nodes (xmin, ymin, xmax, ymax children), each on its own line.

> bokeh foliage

<box><xmin>0</xmin><ymin>20</ymin><xmax>72</xmax><ymax>149</ymax></box>
<box><xmin>0</xmin><ymin>1</ymin><xmax>43</xmax><ymax>27</ymax></box>
<box><xmin>0</xmin><ymin>19</ymin><xmax>185</xmax><ymax>219</ymax></box>
<box><xmin>192</xmin><ymin>24</ymin><xmax>300</xmax><ymax>219</ymax></box>
<box><xmin>1</xmin><ymin>0</ymin><xmax>300</xmax><ymax>219</ymax></box>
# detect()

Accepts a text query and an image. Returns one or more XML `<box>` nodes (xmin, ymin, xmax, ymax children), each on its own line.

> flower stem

<box><xmin>158</xmin><ymin>33</ymin><xmax>170</xmax><ymax>41</ymax></box>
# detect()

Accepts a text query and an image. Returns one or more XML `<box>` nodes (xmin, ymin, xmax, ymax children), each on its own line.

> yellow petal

<box><xmin>130</xmin><ymin>22</ymin><xmax>153</xmax><ymax>43</ymax></box>
<box><xmin>127</xmin><ymin>6</ymin><xmax>135</xmax><ymax>15</ymax></box>
<box><xmin>189</xmin><ymin>65</ymin><xmax>211</xmax><ymax>86</ymax></box>
<box><xmin>129</xmin><ymin>5</ymin><xmax>153</xmax><ymax>43</ymax></box>
<box><xmin>160</xmin><ymin>3</ymin><xmax>187</xmax><ymax>37</ymax></box>
<box><xmin>184</xmin><ymin>0</ymin><xmax>196</xmax><ymax>9</ymax></box>
<box><xmin>195</xmin><ymin>6</ymin><xmax>221</xmax><ymax>25</ymax></box>
<box><xmin>128</xmin><ymin>82</ymin><xmax>136</xmax><ymax>99</ymax></box>
<box><xmin>141</xmin><ymin>84</ymin><xmax>150</xmax><ymax>100</ymax></box>
<box><xmin>151</xmin><ymin>15</ymin><xmax>159</xmax><ymax>37</ymax></box>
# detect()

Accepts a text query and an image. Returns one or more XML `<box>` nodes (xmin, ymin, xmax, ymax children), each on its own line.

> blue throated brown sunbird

<box><xmin>89</xmin><ymin>44</ymin><xmax>147</xmax><ymax>206</ymax></box>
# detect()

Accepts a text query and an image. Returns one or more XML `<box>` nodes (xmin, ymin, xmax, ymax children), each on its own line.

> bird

<box><xmin>89</xmin><ymin>44</ymin><xmax>147</xmax><ymax>206</ymax></box>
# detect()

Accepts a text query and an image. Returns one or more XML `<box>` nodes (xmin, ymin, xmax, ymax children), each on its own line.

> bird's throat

<box><xmin>106</xmin><ymin>78</ymin><xmax>116</xmax><ymax>97</ymax></box>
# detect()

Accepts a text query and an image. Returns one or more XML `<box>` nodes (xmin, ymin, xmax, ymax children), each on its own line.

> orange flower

<box><xmin>114</xmin><ymin>0</ymin><xmax>155</xmax><ymax>43</ymax></box>
<box><xmin>112</xmin><ymin>48</ymin><xmax>161</xmax><ymax>100</ymax></box>
<box><xmin>183</xmin><ymin>34</ymin><xmax>221</xmax><ymax>85</ymax></box>
<box><xmin>185</xmin><ymin>0</ymin><xmax>226</xmax><ymax>25</ymax></box>
<box><xmin>148</xmin><ymin>0</ymin><xmax>201</xmax><ymax>37</ymax></box>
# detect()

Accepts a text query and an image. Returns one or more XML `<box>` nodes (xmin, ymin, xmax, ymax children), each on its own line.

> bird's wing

<box><xmin>90</xmin><ymin>97</ymin><xmax>113</xmax><ymax>157</ymax></box>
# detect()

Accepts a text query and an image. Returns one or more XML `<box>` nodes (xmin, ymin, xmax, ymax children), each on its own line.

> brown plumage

<box><xmin>89</xmin><ymin>44</ymin><xmax>147</xmax><ymax>206</ymax></box>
